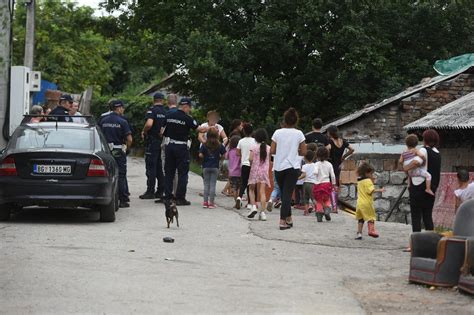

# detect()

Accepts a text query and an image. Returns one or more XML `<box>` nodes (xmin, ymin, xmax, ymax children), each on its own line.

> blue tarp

<box><xmin>32</xmin><ymin>80</ymin><xmax>58</xmax><ymax>105</ymax></box>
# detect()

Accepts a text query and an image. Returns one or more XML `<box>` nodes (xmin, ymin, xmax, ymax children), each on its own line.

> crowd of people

<box><xmin>33</xmin><ymin>92</ymin><xmax>474</xmax><ymax>241</ymax></box>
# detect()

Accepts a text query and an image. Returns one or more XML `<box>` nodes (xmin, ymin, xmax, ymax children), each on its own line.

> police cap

<box><xmin>60</xmin><ymin>94</ymin><xmax>73</xmax><ymax>102</ymax></box>
<box><xmin>153</xmin><ymin>92</ymin><xmax>165</xmax><ymax>100</ymax></box>
<box><xmin>178</xmin><ymin>98</ymin><xmax>192</xmax><ymax>106</ymax></box>
<box><xmin>110</xmin><ymin>99</ymin><xmax>125</xmax><ymax>108</ymax></box>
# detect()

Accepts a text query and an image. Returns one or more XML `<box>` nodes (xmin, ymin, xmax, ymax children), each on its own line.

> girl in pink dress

<box><xmin>247</xmin><ymin>129</ymin><xmax>271</xmax><ymax>220</ymax></box>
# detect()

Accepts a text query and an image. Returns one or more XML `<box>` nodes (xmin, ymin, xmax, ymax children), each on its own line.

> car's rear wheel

<box><xmin>100</xmin><ymin>193</ymin><xmax>116</xmax><ymax>222</ymax></box>
<box><xmin>0</xmin><ymin>204</ymin><xmax>11</xmax><ymax>221</ymax></box>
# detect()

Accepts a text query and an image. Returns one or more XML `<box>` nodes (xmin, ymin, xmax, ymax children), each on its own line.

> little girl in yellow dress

<box><xmin>355</xmin><ymin>162</ymin><xmax>385</xmax><ymax>240</ymax></box>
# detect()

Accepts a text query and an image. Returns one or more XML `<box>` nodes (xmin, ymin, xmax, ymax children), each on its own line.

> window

<box><xmin>13</xmin><ymin>127</ymin><xmax>93</xmax><ymax>151</ymax></box>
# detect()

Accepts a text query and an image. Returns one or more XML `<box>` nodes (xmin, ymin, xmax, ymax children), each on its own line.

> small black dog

<box><xmin>165</xmin><ymin>200</ymin><xmax>179</xmax><ymax>228</ymax></box>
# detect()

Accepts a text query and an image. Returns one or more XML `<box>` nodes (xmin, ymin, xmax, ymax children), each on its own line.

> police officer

<box><xmin>98</xmin><ymin>100</ymin><xmax>133</xmax><ymax>208</ymax></box>
<box><xmin>139</xmin><ymin>93</ymin><xmax>167</xmax><ymax>200</ymax></box>
<box><xmin>50</xmin><ymin>94</ymin><xmax>73</xmax><ymax>122</ymax></box>
<box><xmin>163</xmin><ymin>98</ymin><xmax>208</xmax><ymax>205</ymax></box>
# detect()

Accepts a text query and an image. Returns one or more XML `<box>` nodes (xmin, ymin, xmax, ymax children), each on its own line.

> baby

<box><xmin>399</xmin><ymin>134</ymin><xmax>434</xmax><ymax>196</ymax></box>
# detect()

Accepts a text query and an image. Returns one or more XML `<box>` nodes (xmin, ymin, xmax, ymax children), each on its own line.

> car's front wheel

<box><xmin>100</xmin><ymin>193</ymin><xmax>116</xmax><ymax>222</ymax></box>
<box><xmin>0</xmin><ymin>204</ymin><xmax>11</xmax><ymax>221</ymax></box>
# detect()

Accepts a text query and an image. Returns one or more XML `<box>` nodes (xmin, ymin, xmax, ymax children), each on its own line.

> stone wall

<box><xmin>338</xmin><ymin>153</ymin><xmax>410</xmax><ymax>224</ymax></box>
<box><xmin>338</xmin><ymin>72</ymin><xmax>474</xmax><ymax>144</ymax></box>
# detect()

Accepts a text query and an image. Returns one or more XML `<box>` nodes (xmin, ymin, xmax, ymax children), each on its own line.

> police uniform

<box><xmin>50</xmin><ymin>94</ymin><xmax>73</xmax><ymax>122</ymax></box>
<box><xmin>98</xmin><ymin>105</ymin><xmax>132</xmax><ymax>205</ymax></box>
<box><xmin>143</xmin><ymin>98</ymin><xmax>167</xmax><ymax>198</ymax></box>
<box><xmin>163</xmin><ymin>100</ymin><xmax>199</xmax><ymax>203</ymax></box>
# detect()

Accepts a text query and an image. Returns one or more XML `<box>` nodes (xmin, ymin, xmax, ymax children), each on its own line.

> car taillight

<box><xmin>87</xmin><ymin>158</ymin><xmax>108</xmax><ymax>177</ymax></box>
<box><xmin>0</xmin><ymin>157</ymin><xmax>17</xmax><ymax>176</ymax></box>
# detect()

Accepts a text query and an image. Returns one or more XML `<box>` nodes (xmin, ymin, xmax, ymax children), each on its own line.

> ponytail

<box><xmin>254</xmin><ymin>128</ymin><xmax>268</xmax><ymax>163</ymax></box>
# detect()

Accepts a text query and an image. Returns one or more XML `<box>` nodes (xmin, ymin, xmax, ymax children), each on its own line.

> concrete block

<box><xmin>390</xmin><ymin>172</ymin><xmax>407</xmax><ymax>185</ymax></box>
<box><xmin>374</xmin><ymin>198</ymin><xmax>391</xmax><ymax>213</ymax></box>
<box><xmin>339</xmin><ymin>185</ymin><xmax>349</xmax><ymax>198</ymax></box>
<box><xmin>349</xmin><ymin>185</ymin><xmax>357</xmax><ymax>199</ymax></box>
<box><xmin>382</xmin><ymin>185</ymin><xmax>405</xmax><ymax>199</ymax></box>
<box><xmin>375</xmin><ymin>172</ymin><xmax>390</xmax><ymax>186</ymax></box>
<box><xmin>369</xmin><ymin>159</ymin><xmax>384</xmax><ymax>171</ymax></box>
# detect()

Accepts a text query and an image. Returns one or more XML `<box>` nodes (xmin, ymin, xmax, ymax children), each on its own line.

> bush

<box><xmin>91</xmin><ymin>95</ymin><xmax>151</xmax><ymax>147</ymax></box>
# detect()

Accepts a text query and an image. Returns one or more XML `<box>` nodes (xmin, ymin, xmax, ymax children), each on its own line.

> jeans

<box><xmin>164</xmin><ymin>143</ymin><xmax>190</xmax><ymax>200</ymax></box>
<box><xmin>203</xmin><ymin>168</ymin><xmax>219</xmax><ymax>203</ymax></box>
<box><xmin>409</xmin><ymin>180</ymin><xmax>435</xmax><ymax>232</ymax></box>
<box><xmin>114</xmin><ymin>151</ymin><xmax>128</xmax><ymax>202</ymax></box>
<box><xmin>145</xmin><ymin>137</ymin><xmax>164</xmax><ymax>196</ymax></box>
<box><xmin>275</xmin><ymin>168</ymin><xmax>299</xmax><ymax>220</ymax></box>
<box><xmin>270</xmin><ymin>171</ymin><xmax>281</xmax><ymax>201</ymax></box>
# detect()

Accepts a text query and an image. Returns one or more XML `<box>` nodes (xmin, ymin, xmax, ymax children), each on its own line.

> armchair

<box><xmin>408</xmin><ymin>199</ymin><xmax>474</xmax><ymax>287</ymax></box>
<box><xmin>459</xmin><ymin>237</ymin><xmax>474</xmax><ymax>295</ymax></box>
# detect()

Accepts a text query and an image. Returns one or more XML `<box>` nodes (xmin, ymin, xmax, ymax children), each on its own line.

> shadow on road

<box><xmin>8</xmin><ymin>207</ymin><xmax>101</xmax><ymax>225</ymax></box>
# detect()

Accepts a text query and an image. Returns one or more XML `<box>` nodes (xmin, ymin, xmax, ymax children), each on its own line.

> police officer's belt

<box><xmin>110</xmin><ymin>144</ymin><xmax>123</xmax><ymax>149</ymax></box>
<box><xmin>169</xmin><ymin>139</ymin><xmax>188</xmax><ymax>145</ymax></box>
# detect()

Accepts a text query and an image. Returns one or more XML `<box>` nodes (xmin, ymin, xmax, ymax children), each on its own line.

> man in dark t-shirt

<box><xmin>305</xmin><ymin>118</ymin><xmax>330</xmax><ymax>149</ymax></box>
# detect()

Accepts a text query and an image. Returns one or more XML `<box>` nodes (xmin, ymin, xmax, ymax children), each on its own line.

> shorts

<box><xmin>229</xmin><ymin>176</ymin><xmax>241</xmax><ymax>191</ymax></box>
<box><xmin>303</xmin><ymin>182</ymin><xmax>314</xmax><ymax>205</ymax></box>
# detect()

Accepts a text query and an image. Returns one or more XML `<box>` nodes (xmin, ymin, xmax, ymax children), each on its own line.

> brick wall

<box><xmin>338</xmin><ymin>73</ymin><xmax>474</xmax><ymax>144</ymax></box>
<box><xmin>339</xmin><ymin>153</ymin><xmax>410</xmax><ymax>224</ymax></box>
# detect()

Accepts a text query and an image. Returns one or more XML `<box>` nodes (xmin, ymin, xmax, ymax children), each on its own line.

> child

<box><xmin>294</xmin><ymin>167</ymin><xmax>305</xmax><ymax>209</ymax></box>
<box><xmin>312</xmin><ymin>147</ymin><xmax>336</xmax><ymax>222</ymax></box>
<box><xmin>235</xmin><ymin>123</ymin><xmax>256</xmax><ymax>209</ymax></box>
<box><xmin>199</xmin><ymin>129</ymin><xmax>226</xmax><ymax>209</ymax></box>
<box><xmin>400</xmin><ymin>134</ymin><xmax>434</xmax><ymax>196</ymax></box>
<box><xmin>298</xmin><ymin>150</ymin><xmax>317</xmax><ymax>216</ymax></box>
<box><xmin>454</xmin><ymin>168</ymin><xmax>474</xmax><ymax>212</ymax></box>
<box><xmin>247</xmin><ymin>128</ymin><xmax>271</xmax><ymax>221</ymax></box>
<box><xmin>226</xmin><ymin>135</ymin><xmax>242</xmax><ymax>203</ymax></box>
<box><xmin>355</xmin><ymin>162</ymin><xmax>385</xmax><ymax>239</ymax></box>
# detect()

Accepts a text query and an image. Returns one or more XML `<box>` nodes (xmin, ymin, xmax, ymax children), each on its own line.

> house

<box><xmin>139</xmin><ymin>72</ymin><xmax>189</xmax><ymax>101</ymax></box>
<box><xmin>322</xmin><ymin>66</ymin><xmax>474</xmax><ymax>144</ymax></box>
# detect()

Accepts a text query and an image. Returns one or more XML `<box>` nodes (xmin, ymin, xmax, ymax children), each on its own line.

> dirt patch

<box><xmin>344</xmin><ymin>275</ymin><xmax>473</xmax><ymax>314</ymax></box>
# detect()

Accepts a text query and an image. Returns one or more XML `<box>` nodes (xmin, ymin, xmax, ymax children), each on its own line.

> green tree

<box><xmin>13</xmin><ymin>0</ymin><xmax>112</xmax><ymax>93</ymax></box>
<box><xmin>103</xmin><ymin>0</ymin><xmax>474</xmax><ymax>129</ymax></box>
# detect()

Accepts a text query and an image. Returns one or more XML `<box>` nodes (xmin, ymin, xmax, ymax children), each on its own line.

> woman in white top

<box><xmin>198</xmin><ymin>111</ymin><xmax>228</xmax><ymax>145</ymax></box>
<box><xmin>271</xmin><ymin>108</ymin><xmax>307</xmax><ymax>230</ymax></box>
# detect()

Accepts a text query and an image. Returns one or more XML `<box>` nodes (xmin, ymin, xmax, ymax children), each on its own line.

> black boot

<box><xmin>139</xmin><ymin>191</ymin><xmax>155</xmax><ymax>199</ymax></box>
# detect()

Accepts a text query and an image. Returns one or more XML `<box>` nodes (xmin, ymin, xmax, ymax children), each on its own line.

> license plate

<box><xmin>33</xmin><ymin>164</ymin><xmax>72</xmax><ymax>174</ymax></box>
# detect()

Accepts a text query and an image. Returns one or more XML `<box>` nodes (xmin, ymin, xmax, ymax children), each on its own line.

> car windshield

<box><xmin>12</xmin><ymin>126</ymin><xmax>93</xmax><ymax>151</ymax></box>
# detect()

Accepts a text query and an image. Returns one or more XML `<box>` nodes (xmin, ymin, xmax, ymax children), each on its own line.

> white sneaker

<box><xmin>247</xmin><ymin>204</ymin><xmax>252</xmax><ymax>210</ymax></box>
<box><xmin>247</xmin><ymin>205</ymin><xmax>258</xmax><ymax>219</ymax></box>
<box><xmin>259</xmin><ymin>211</ymin><xmax>267</xmax><ymax>221</ymax></box>
<box><xmin>355</xmin><ymin>233</ymin><xmax>362</xmax><ymax>240</ymax></box>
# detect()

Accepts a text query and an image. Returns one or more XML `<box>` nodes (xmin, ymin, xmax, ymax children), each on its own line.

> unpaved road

<box><xmin>0</xmin><ymin>157</ymin><xmax>472</xmax><ymax>314</ymax></box>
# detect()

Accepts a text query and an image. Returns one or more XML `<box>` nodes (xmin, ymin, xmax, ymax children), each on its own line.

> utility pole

<box><xmin>24</xmin><ymin>0</ymin><xmax>35</xmax><ymax>69</ymax></box>
<box><xmin>0</xmin><ymin>0</ymin><xmax>13</xmax><ymax>147</ymax></box>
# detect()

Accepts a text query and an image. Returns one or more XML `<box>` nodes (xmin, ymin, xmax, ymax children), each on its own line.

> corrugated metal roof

<box><xmin>404</xmin><ymin>92</ymin><xmax>474</xmax><ymax>130</ymax></box>
<box><xmin>321</xmin><ymin>66</ymin><xmax>473</xmax><ymax>132</ymax></box>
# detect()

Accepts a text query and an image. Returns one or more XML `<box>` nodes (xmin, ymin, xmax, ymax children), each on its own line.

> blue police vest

<box><xmin>99</xmin><ymin>112</ymin><xmax>132</xmax><ymax>146</ymax></box>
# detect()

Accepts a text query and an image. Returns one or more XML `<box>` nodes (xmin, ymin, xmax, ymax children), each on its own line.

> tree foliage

<box><xmin>102</xmin><ymin>0</ymin><xmax>474</xmax><ymax>128</ymax></box>
<box><xmin>13</xmin><ymin>0</ymin><xmax>112</xmax><ymax>93</ymax></box>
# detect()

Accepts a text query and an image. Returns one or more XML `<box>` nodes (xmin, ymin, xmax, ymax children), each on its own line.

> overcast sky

<box><xmin>74</xmin><ymin>0</ymin><xmax>109</xmax><ymax>16</ymax></box>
